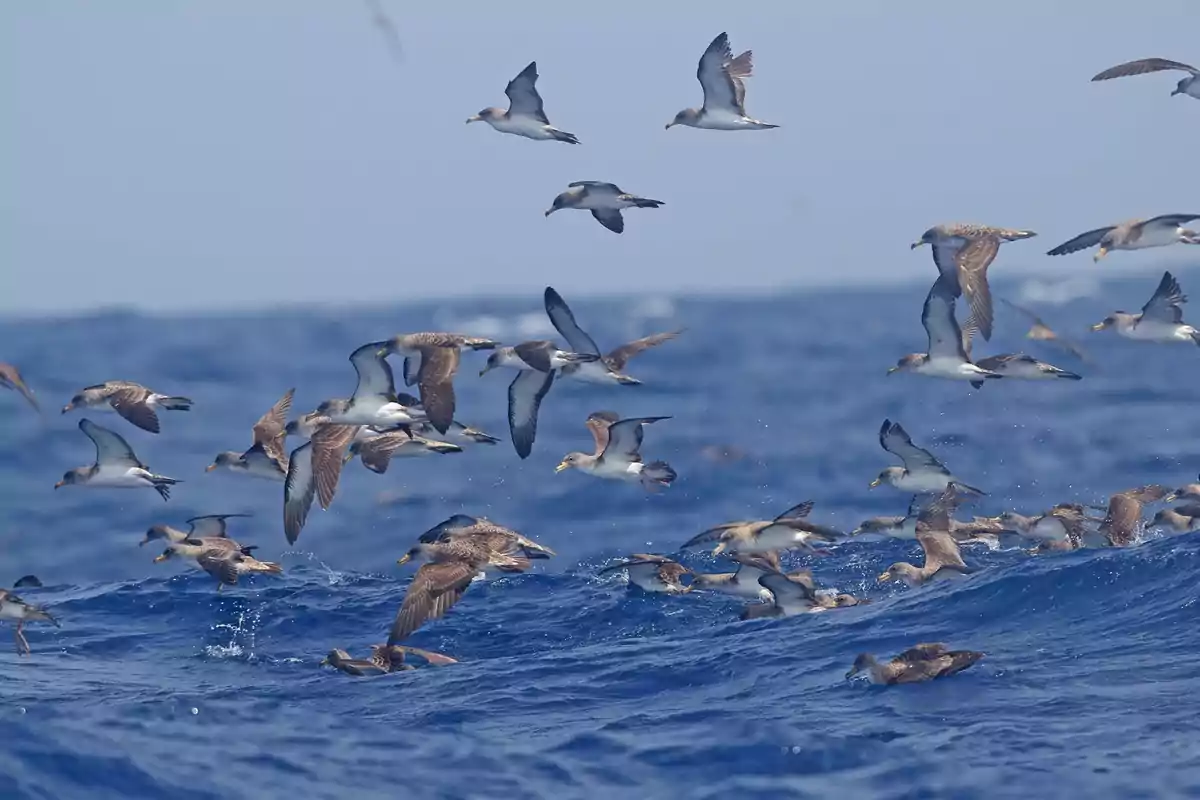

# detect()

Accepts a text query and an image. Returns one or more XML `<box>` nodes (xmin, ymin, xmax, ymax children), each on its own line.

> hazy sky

<box><xmin>3</xmin><ymin>1</ymin><xmax>1197</xmax><ymax>314</ymax></box>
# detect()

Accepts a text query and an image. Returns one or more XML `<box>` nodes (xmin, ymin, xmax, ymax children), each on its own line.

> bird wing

<box><xmin>758</xmin><ymin>571</ymin><xmax>817</xmax><ymax>611</ymax></box>
<box><xmin>356</xmin><ymin>431</ymin><xmax>413</xmax><ymax>474</ymax></box>
<box><xmin>512</xmin><ymin>340</ymin><xmax>557</xmax><ymax>373</ymax></box>
<box><xmin>80</xmin><ymin>418</ymin><xmax>145</xmax><ymax>469</ymax></box>
<box><xmin>1091</xmin><ymin>58</ymin><xmax>1199</xmax><ymax>81</ymax></box>
<box><xmin>567</xmin><ymin>181</ymin><xmax>620</xmax><ymax>192</ymax></box>
<box><xmin>0</xmin><ymin>364</ymin><xmax>40</xmax><ymax>411</ymax></box>
<box><xmin>1143</xmin><ymin>213</ymin><xmax>1200</xmax><ymax>230</ymax></box>
<box><xmin>696</xmin><ymin>32</ymin><xmax>748</xmax><ymax>115</ymax></box>
<box><xmin>731</xmin><ymin>551</ymin><xmax>781</xmax><ymax>575</ymax></box>
<box><xmin>196</xmin><ymin>552</ymin><xmax>240</xmax><ymax>586</ymax></box>
<box><xmin>879</xmin><ymin>419</ymin><xmax>946</xmax><ymax>473</ymax></box>
<box><xmin>508</xmin><ymin>369</ymin><xmax>554</xmax><ymax>459</ymax></box>
<box><xmin>1101</xmin><ymin>494</ymin><xmax>1142</xmax><ymax>546</ymax></box>
<box><xmin>415</xmin><ymin>346</ymin><xmax>459</xmax><ymax>435</ymax></box>
<box><xmin>543</xmin><ymin>287</ymin><xmax>602</xmax><ymax>356</ymax></box>
<box><xmin>1047</xmin><ymin>226</ymin><xmax>1115</xmax><ymax>256</ymax></box>
<box><xmin>310</xmin><ymin>424</ymin><xmax>358</xmax><ymax>510</ymax></box>
<box><xmin>603</xmin><ymin>329</ymin><xmax>684</xmax><ymax>372</ymax></box>
<box><xmin>954</xmin><ymin>237</ymin><xmax>1000</xmax><ymax>341</ymax></box>
<box><xmin>999</xmin><ymin>297</ymin><xmax>1047</xmax><ymax>328</ymax></box>
<box><xmin>387</xmin><ymin>561</ymin><xmax>477</xmax><ymax>644</ymax></box>
<box><xmin>774</xmin><ymin>501</ymin><xmax>814</xmax><ymax>521</ymax></box>
<box><xmin>917</xmin><ymin>530</ymin><xmax>968</xmax><ymax>571</ymax></box>
<box><xmin>585</xmin><ymin>412</ymin><xmax>617</xmax><ymax>454</ymax></box>
<box><xmin>601</xmin><ymin>416</ymin><xmax>670</xmax><ymax>462</ymax></box>
<box><xmin>921</xmin><ymin>276</ymin><xmax>971</xmax><ymax>361</ymax></box>
<box><xmin>896</xmin><ymin>642</ymin><xmax>950</xmax><ymax>662</ymax></box>
<box><xmin>186</xmin><ymin>514</ymin><xmax>251</xmax><ymax>538</ymax></box>
<box><xmin>252</xmin><ymin>387</ymin><xmax>294</xmax><ymax>461</ymax></box>
<box><xmin>349</xmin><ymin>341</ymin><xmax>398</xmax><ymax>403</ymax></box>
<box><xmin>418</xmin><ymin>514</ymin><xmax>481</xmax><ymax>543</ymax></box>
<box><xmin>1140</xmin><ymin>271</ymin><xmax>1187</xmax><ymax>325</ymax></box>
<box><xmin>403</xmin><ymin>353</ymin><xmax>421</xmax><ymax>387</ymax></box>
<box><xmin>283</xmin><ymin>441</ymin><xmax>317</xmax><ymax>544</ymax></box>
<box><xmin>505</xmin><ymin>61</ymin><xmax>549</xmax><ymax>123</ymax></box>
<box><xmin>107</xmin><ymin>387</ymin><xmax>161</xmax><ymax>434</ymax></box>
<box><xmin>590</xmin><ymin>209</ymin><xmax>625</xmax><ymax>234</ymax></box>
<box><xmin>596</xmin><ymin>554</ymin><xmax>671</xmax><ymax>575</ymax></box>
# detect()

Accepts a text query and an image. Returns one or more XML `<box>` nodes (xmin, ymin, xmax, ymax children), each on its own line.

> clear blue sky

<box><xmin>3</xmin><ymin>1</ymin><xmax>1197</xmax><ymax>314</ymax></box>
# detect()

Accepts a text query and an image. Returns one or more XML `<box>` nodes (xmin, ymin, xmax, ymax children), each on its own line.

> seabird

<box><xmin>284</xmin><ymin>400</ymin><xmax>350</xmax><ymax>441</ymax></box>
<box><xmin>399</xmin><ymin>514</ymin><xmax>556</xmax><ymax>574</ymax></box>
<box><xmin>363</xmin><ymin>0</ymin><xmax>403</xmax><ymax>65</ymax></box>
<box><xmin>208</xmin><ymin>388</ymin><xmax>295</xmax><ymax>481</ymax></box>
<box><xmin>988</xmin><ymin>504</ymin><xmax>1090</xmax><ymax>549</ymax></box>
<box><xmin>666</xmin><ymin>32</ymin><xmax>778</xmax><ymax>131</ymax></box>
<box><xmin>382</xmin><ymin>333</ymin><xmax>498</xmax><ymax>434</ymax></box>
<box><xmin>62</xmin><ymin>381</ymin><xmax>192</xmax><ymax>434</ymax></box>
<box><xmin>466</xmin><ymin>61</ymin><xmax>579</xmax><ymax>144</ymax></box>
<box><xmin>877</xmin><ymin>489</ymin><xmax>976</xmax><ymax>587</ymax></box>
<box><xmin>911</xmin><ymin>224</ymin><xmax>1037</xmax><ymax>341</ymax></box>
<box><xmin>1165</xmin><ymin>476</ymin><xmax>1200</xmax><ymax>503</ymax></box>
<box><xmin>281</xmin><ymin>421</ymin><xmax>378</xmax><ymax>544</ymax></box>
<box><xmin>555</xmin><ymin>415</ymin><xmax>677</xmax><ymax>490</ymax></box>
<box><xmin>690</xmin><ymin>552</ymin><xmax>782</xmax><ymax>601</ymax></box>
<box><xmin>1091</xmin><ymin>271</ymin><xmax>1200</xmax><ymax>344</ymax></box>
<box><xmin>739</xmin><ymin>568</ymin><xmax>824</xmax><ymax>620</ymax></box>
<box><xmin>544</xmin><ymin>182</ymin><xmax>664</xmax><ymax>234</ymax></box>
<box><xmin>846</xmin><ymin>643</ymin><xmax>984</xmax><ymax>685</ymax></box>
<box><xmin>414</xmin><ymin>418</ymin><xmax>500</xmax><ymax>446</ymax></box>
<box><xmin>138</xmin><ymin>513</ymin><xmax>252</xmax><ymax>545</ymax></box>
<box><xmin>888</xmin><ymin>276</ymin><xmax>1003</xmax><ymax>382</ymax></box>
<box><xmin>596</xmin><ymin>554</ymin><xmax>691</xmax><ymax>594</ymax></box>
<box><xmin>479</xmin><ymin>340</ymin><xmax>600</xmax><ymax>459</ymax></box>
<box><xmin>344</xmin><ymin>429</ymin><xmax>461</xmax><ymax>474</ymax></box>
<box><xmin>1093</xmin><ymin>485</ymin><xmax>1170</xmax><ymax>547</ymax></box>
<box><xmin>871</xmin><ymin>419</ymin><xmax>984</xmax><ymax>496</ymax></box>
<box><xmin>999</xmin><ymin>298</ymin><xmax>1088</xmax><ymax>362</ymax></box>
<box><xmin>388</xmin><ymin>532</ymin><xmax>539</xmax><ymax>643</ymax></box>
<box><xmin>0</xmin><ymin>363</ymin><xmax>39</xmax><ymax>412</ymax></box>
<box><xmin>320</xmin><ymin>647</ymin><xmax>408</xmax><ymax>676</ymax></box>
<box><xmin>853</xmin><ymin>497</ymin><xmax>1007</xmax><ymax>546</ymax></box>
<box><xmin>320</xmin><ymin>342</ymin><xmax>426</xmax><ymax>428</ymax></box>
<box><xmin>960</xmin><ymin>320</ymin><xmax>1082</xmax><ymax>390</ymax></box>
<box><xmin>544</xmin><ymin>287</ymin><xmax>683</xmax><ymax>384</ymax></box>
<box><xmin>683</xmin><ymin>500</ymin><xmax>844</xmax><ymax>556</ymax></box>
<box><xmin>1150</xmin><ymin>505</ymin><xmax>1200</xmax><ymax>534</ymax></box>
<box><xmin>147</xmin><ymin>526</ymin><xmax>282</xmax><ymax>591</ymax></box>
<box><xmin>0</xmin><ymin>580</ymin><xmax>58</xmax><ymax>656</ymax></box>
<box><xmin>55</xmin><ymin>419</ymin><xmax>180</xmax><ymax>500</ymax></box>
<box><xmin>283</xmin><ymin>440</ymin><xmax>317</xmax><ymax>544</ymax></box>
<box><xmin>1048</xmin><ymin>215</ymin><xmax>1200</xmax><ymax>261</ymax></box>
<box><xmin>1091</xmin><ymin>58</ymin><xmax>1200</xmax><ymax>100</ymax></box>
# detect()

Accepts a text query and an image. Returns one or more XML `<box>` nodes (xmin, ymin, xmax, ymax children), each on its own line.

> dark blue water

<box><xmin>4</xmin><ymin>272</ymin><xmax>1200</xmax><ymax>799</ymax></box>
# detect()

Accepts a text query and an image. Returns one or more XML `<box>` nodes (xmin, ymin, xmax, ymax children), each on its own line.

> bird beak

<box><xmin>319</xmin><ymin>657</ymin><xmax>330</xmax><ymax>666</ymax></box>
<box><xmin>61</xmin><ymin>404</ymin><xmax>72</xmax><ymax>414</ymax></box>
<box><xmin>205</xmin><ymin>464</ymin><xmax>217</xmax><ymax>472</ymax></box>
<box><xmin>1165</xmin><ymin>492</ymin><xmax>1179</xmax><ymax>503</ymax></box>
<box><xmin>868</xmin><ymin>478</ymin><xmax>881</xmax><ymax>489</ymax></box>
<box><xmin>876</xmin><ymin>571</ymin><xmax>892</xmax><ymax>583</ymax></box>
<box><xmin>466</xmin><ymin>115</ymin><xmax>481</xmax><ymax>124</ymax></box>
<box><xmin>1171</xmin><ymin>88</ymin><xmax>1182</xmax><ymax>96</ymax></box>
<box><xmin>664</xmin><ymin>122</ymin><xmax>674</xmax><ymax>130</ymax></box>
<box><xmin>53</xmin><ymin>480</ymin><xmax>64</xmax><ymax>489</ymax></box>
<box><xmin>844</xmin><ymin>668</ymin><xmax>858</xmax><ymax>680</ymax></box>
<box><xmin>153</xmin><ymin>554</ymin><xmax>169</xmax><ymax>563</ymax></box>
<box><xmin>1089</xmin><ymin>322</ymin><xmax>1106</xmax><ymax>332</ymax></box>
<box><xmin>396</xmin><ymin>554</ymin><xmax>411</xmax><ymax>566</ymax></box>
<box><xmin>910</xmin><ymin>241</ymin><xmax>925</xmax><ymax>250</ymax></box>
<box><xmin>342</xmin><ymin>452</ymin><xmax>355</xmax><ymax>465</ymax></box>
<box><xmin>544</xmin><ymin>208</ymin><xmax>555</xmax><ymax>217</ymax></box>
<box><xmin>1093</xmin><ymin>247</ymin><xmax>1108</xmax><ymax>262</ymax></box>
<box><xmin>554</xmin><ymin>460</ymin><xmax>570</xmax><ymax>473</ymax></box>
<box><xmin>886</xmin><ymin>366</ymin><xmax>899</xmax><ymax>375</ymax></box>
<box><xmin>478</xmin><ymin>365</ymin><xmax>493</xmax><ymax>377</ymax></box>
<box><xmin>711</xmin><ymin>542</ymin><xmax>727</xmax><ymax>556</ymax></box>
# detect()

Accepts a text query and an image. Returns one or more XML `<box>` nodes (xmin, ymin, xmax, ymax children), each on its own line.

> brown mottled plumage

<box><xmin>846</xmin><ymin>643</ymin><xmax>984</xmax><ymax>685</ymax></box>
<box><xmin>597</xmin><ymin>554</ymin><xmax>691</xmax><ymax>593</ymax></box>
<box><xmin>0</xmin><ymin>363</ymin><xmax>39</xmax><ymax>412</ymax></box>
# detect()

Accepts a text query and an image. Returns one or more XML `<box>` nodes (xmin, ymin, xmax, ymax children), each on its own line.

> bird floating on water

<box><xmin>872</xmin><ymin>420</ymin><xmax>984</xmax><ymax>496</ymax></box>
<box><xmin>62</xmin><ymin>381</ymin><xmax>192</xmax><ymax>434</ymax></box>
<box><xmin>1090</xmin><ymin>271</ymin><xmax>1200</xmax><ymax>345</ymax></box>
<box><xmin>1047</xmin><ymin>215</ymin><xmax>1200</xmax><ymax>262</ymax></box>
<box><xmin>888</xmin><ymin>276</ymin><xmax>1003</xmax><ymax>382</ymax></box>
<box><xmin>666</xmin><ymin>32</ymin><xmax>778</xmax><ymax>131</ymax></box>
<box><xmin>556</xmin><ymin>414</ymin><xmax>676</xmax><ymax>490</ymax></box>
<box><xmin>1150</xmin><ymin>505</ymin><xmax>1200</xmax><ymax>534</ymax></box>
<box><xmin>911</xmin><ymin>224</ymin><xmax>1037</xmax><ymax>341</ymax></box>
<box><xmin>545</xmin><ymin>182</ymin><xmax>664</xmax><ymax>234</ymax></box>
<box><xmin>597</xmin><ymin>554</ymin><xmax>691</xmax><ymax>594</ymax></box>
<box><xmin>877</xmin><ymin>489</ymin><xmax>977</xmax><ymax>587</ymax></box>
<box><xmin>208</xmin><ymin>388</ymin><xmax>295</xmax><ymax>481</ymax></box>
<box><xmin>467</xmin><ymin>61</ymin><xmax>579</xmax><ymax>144</ymax></box>
<box><xmin>683</xmin><ymin>500</ymin><xmax>843</xmax><ymax>556</ymax></box>
<box><xmin>55</xmin><ymin>419</ymin><xmax>180</xmax><ymax>500</ymax></box>
<box><xmin>846</xmin><ymin>643</ymin><xmax>984</xmax><ymax>685</ymax></box>
<box><xmin>690</xmin><ymin>552</ymin><xmax>781</xmax><ymax>601</ymax></box>
<box><xmin>1091</xmin><ymin>57</ymin><xmax>1200</xmax><ymax>100</ymax></box>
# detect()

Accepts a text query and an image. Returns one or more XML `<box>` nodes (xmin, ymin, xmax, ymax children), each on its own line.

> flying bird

<box><xmin>999</xmin><ymin>298</ymin><xmax>1088</xmax><ymax>361</ymax></box>
<box><xmin>55</xmin><ymin>419</ymin><xmax>180</xmax><ymax>500</ymax></box>
<box><xmin>1091</xmin><ymin>58</ymin><xmax>1199</xmax><ymax>100</ymax></box>
<box><xmin>872</xmin><ymin>419</ymin><xmax>984</xmax><ymax>496</ymax></box>
<box><xmin>960</xmin><ymin>319</ymin><xmax>1082</xmax><ymax>390</ymax></box>
<box><xmin>62</xmin><ymin>381</ymin><xmax>192</xmax><ymax>434</ymax></box>
<box><xmin>0</xmin><ymin>363</ymin><xmax>39</xmax><ymax>412</ymax></box>
<box><xmin>467</xmin><ymin>61</ymin><xmax>579</xmax><ymax>143</ymax></box>
<box><xmin>382</xmin><ymin>333</ymin><xmax>498</xmax><ymax>434</ymax></box>
<box><xmin>208</xmin><ymin>388</ymin><xmax>295</xmax><ymax>481</ymax></box>
<box><xmin>1090</xmin><ymin>271</ymin><xmax>1200</xmax><ymax>344</ymax></box>
<box><xmin>556</xmin><ymin>415</ymin><xmax>677</xmax><ymax>490</ymax></box>
<box><xmin>1047</xmin><ymin>215</ymin><xmax>1200</xmax><ymax>262</ymax></box>
<box><xmin>544</xmin><ymin>182</ymin><xmax>664</xmax><ymax>234</ymax></box>
<box><xmin>887</xmin><ymin>276</ymin><xmax>1003</xmax><ymax>381</ymax></box>
<box><xmin>666</xmin><ymin>32</ymin><xmax>778</xmax><ymax>131</ymax></box>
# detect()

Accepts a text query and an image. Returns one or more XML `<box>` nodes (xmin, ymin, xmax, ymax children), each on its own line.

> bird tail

<box><xmin>462</xmin><ymin>338</ymin><xmax>500</xmax><ymax>350</ymax></box>
<box><xmin>29</xmin><ymin>607</ymin><xmax>59</xmax><ymax>627</ymax></box>
<box><xmin>615</xmin><ymin>373</ymin><xmax>642</xmax><ymax>386</ymax></box>
<box><xmin>1191</xmin><ymin>330</ymin><xmax>1200</xmax><ymax>347</ymax></box>
<box><xmin>157</xmin><ymin>396</ymin><xmax>193</xmax><ymax>411</ymax></box>
<box><xmin>970</xmin><ymin>380</ymin><xmax>985</xmax><ymax>390</ymax></box>
<box><xmin>624</xmin><ymin>196</ymin><xmax>664</xmax><ymax>209</ymax></box>
<box><xmin>550</xmin><ymin>128</ymin><xmax>580</xmax><ymax>145</ymax></box>
<box><xmin>1053</xmin><ymin>369</ymin><xmax>1083</xmax><ymax>380</ymax></box>
<box><xmin>641</xmin><ymin>460</ymin><xmax>677</xmax><ymax>487</ymax></box>
<box><xmin>246</xmin><ymin>559</ymin><xmax>283</xmax><ymax>575</ymax></box>
<box><xmin>150</xmin><ymin>475</ymin><xmax>180</xmax><ymax>501</ymax></box>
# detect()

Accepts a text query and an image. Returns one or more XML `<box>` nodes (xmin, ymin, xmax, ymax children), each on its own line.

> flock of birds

<box><xmin>3</xmin><ymin>36</ymin><xmax>1200</xmax><ymax>686</ymax></box>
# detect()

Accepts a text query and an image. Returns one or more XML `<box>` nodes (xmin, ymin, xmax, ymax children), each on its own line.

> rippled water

<box><xmin>3</xmin><ymin>272</ymin><xmax>1200</xmax><ymax>798</ymax></box>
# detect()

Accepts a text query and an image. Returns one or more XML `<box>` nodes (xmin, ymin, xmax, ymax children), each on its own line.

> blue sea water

<box><xmin>3</xmin><ymin>272</ymin><xmax>1200</xmax><ymax>799</ymax></box>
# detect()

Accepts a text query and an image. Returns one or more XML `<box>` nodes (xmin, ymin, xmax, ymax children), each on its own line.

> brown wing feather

<box><xmin>416</xmin><ymin>347</ymin><xmax>460</xmax><ymax>435</ymax></box>
<box><xmin>387</xmin><ymin>561</ymin><xmax>476</xmax><ymax>644</ymax></box>
<box><xmin>604</xmin><ymin>330</ymin><xmax>684</xmax><ymax>372</ymax></box>
<box><xmin>310</xmin><ymin>424</ymin><xmax>358</xmax><ymax>509</ymax></box>
<box><xmin>108</xmin><ymin>388</ymin><xmax>161</xmax><ymax>433</ymax></box>
<box><xmin>253</xmin><ymin>388</ymin><xmax>295</xmax><ymax>464</ymax></box>
<box><xmin>955</xmin><ymin>237</ymin><xmax>1000</xmax><ymax>342</ymax></box>
<box><xmin>1092</xmin><ymin>58</ymin><xmax>1198</xmax><ymax>81</ymax></box>
<box><xmin>917</xmin><ymin>531</ymin><xmax>967</xmax><ymax>571</ymax></box>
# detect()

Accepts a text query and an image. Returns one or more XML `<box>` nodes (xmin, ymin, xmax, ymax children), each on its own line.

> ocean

<box><xmin>3</xmin><ymin>271</ymin><xmax>1200</xmax><ymax>799</ymax></box>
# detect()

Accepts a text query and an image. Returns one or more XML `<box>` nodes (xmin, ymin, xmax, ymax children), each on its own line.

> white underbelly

<box><xmin>563</xmin><ymin>360</ymin><xmax>617</xmax><ymax>383</ymax></box>
<box><xmin>1126</xmin><ymin>321</ymin><xmax>1193</xmax><ymax>342</ymax></box>
<box><xmin>491</xmin><ymin>117</ymin><xmax>552</xmax><ymax>139</ymax></box>
<box><xmin>893</xmin><ymin>472</ymin><xmax>951</xmax><ymax>493</ymax></box>
<box><xmin>920</xmin><ymin>358</ymin><xmax>981</xmax><ymax>380</ymax></box>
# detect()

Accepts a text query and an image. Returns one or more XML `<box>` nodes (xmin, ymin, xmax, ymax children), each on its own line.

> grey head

<box><xmin>846</xmin><ymin>653</ymin><xmax>876</xmax><ymax>680</ymax></box>
<box><xmin>1090</xmin><ymin>313</ymin><xmax>1131</xmax><ymax>332</ymax></box>
<box><xmin>1172</xmin><ymin>76</ymin><xmax>1194</xmax><ymax>96</ymax></box>
<box><xmin>466</xmin><ymin>107</ymin><xmax>505</xmax><ymax>124</ymax></box>
<box><xmin>544</xmin><ymin>189</ymin><xmax>581</xmax><ymax>217</ymax></box>
<box><xmin>208</xmin><ymin>451</ymin><xmax>244</xmax><ymax>471</ymax></box>
<box><xmin>54</xmin><ymin>466</ymin><xmax>92</xmax><ymax>489</ymax></box>
<box><xmin>911</xmin><ymin>226</ymin><xmax>942</xmax><ymax>249</ymax></box>
<box><xmin>554</xmin><ymin>451</ymin><xmax>595</xmax><ymax>473</ymax></box>
<box><xmin>869</xmin><ymin>466</ymin><xmax>906</xmax><ymax>488</ymax></box>
<box><xmin>666</xmin><ymin>108</ymin><xmax>702</xmax><ymax>129</ymax></box>
<box><xmin>479</xmin><ymin>349</ymin><xmax>509</xmax><ymax>376</ymax></box>
<box><xmin>887</xmin><ymin>353</ymin><xmax>928</xmax><ymax>375</ymax></box>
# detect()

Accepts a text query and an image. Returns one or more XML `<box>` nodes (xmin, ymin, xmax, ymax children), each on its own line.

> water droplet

<box><xmin>191</xmin><ymin>707</ymin><xmax>199</xmax><ymax>715</ymax></box>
